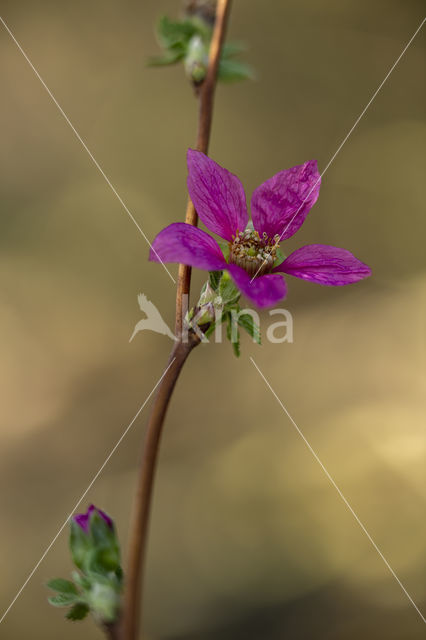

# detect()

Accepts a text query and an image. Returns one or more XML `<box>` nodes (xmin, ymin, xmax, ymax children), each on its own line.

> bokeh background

<box><xmin>0</xmin><ymin>1</ymin><xmax>425</xmax><ymax>638</ymax></box>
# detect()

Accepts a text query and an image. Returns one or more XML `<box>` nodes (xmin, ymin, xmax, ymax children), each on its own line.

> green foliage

<box><xmin>218</xmin><ymin>59</ymin><xmax>254</xmax><ymax>83</ymax></box>
<box><xmin>209</xmin><ymin>270</ymin><xmax>223</xmax><ymax>290</ymax></box>
<box><xmin>157</xmin><ymin>16</ymin><xmax>200</xmax><ymax>48</ymax></box>
<box><xmin>237</xmin><ymin>312</ymin><xmax>261</xmax><ymax>344</ymax></box>
<box><xmin>48</xmin><ymin>593</ymin><xmax>78</xmax><ymax>607</ymax></box>
<box><xmin>48</xmin><ymin>510</ymin><xmax>123</xmax><ymax>625</ymax></box>
<box><xmin>218</xmin><ymin>271</ymin><xmax>240</xmax><ymax>305</ymax></box>
<box><xmin>149</xmin><ymin>14</ymin><xmax>254</xmax><ymax>85</ymax></box>
<box><xmin>148</xmin><ymin>49</ymin><xmax>186</xmax><ymax>67</ymax></box>
<box><xmin>66</xmin><ymin>603</ymin><xmax>90</xmax><ymax>621</ymax></box>
<box><xmin>222</xmin><ymin>41</ymin><xmax>247</xmax><ymax>57</ymax></box>
<box><xmin>69</xmin><ymin>519</ymin><xmax>91</xmax><ymax>571</ymax></box>
<box><xmin>46</xmin><ymin>578</ymin><xmax>78</xmax><ymax>595</ymax></box>
<box><xmin>201</xmin><ymin>271</ymin><xmax>261</xmax><ymax>356</ymax></box>
<box><xmin>226</xmin><ymin>312</ymin><xmax>241</xmax><ymax>356</ymax></box>
<box><xmin>274</xmin><ymin>246</ymin><xmax>286</xmax><ymax>268</ymax></box>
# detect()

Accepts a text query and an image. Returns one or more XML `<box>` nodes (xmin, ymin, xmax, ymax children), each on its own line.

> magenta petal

<box><xmin>276</xmin><ymin>244</ymin><xmax>371</xmax><ymax>285</ymax></box>
<box><xmin>187</xmin><ymin>149</ymin><xmax>248</xmax><ymax>241</ymax></box>
<box><xmin>149</xmin><ymin>223</ymin><xmax>227</xmax><ymax>271</ymax></box>
<box><xmin>251</xmin><ymin>160</ymin><xmax>321</xmax><ymax>240</ymax></box>
<box><xmin>227</xmin><ymin>264</ymin><xmax>287</xmax><ymax>308</ymax></box>
<box><xmin>73</xmin><ymin>504</ymin><xmax>114</xmax><ymax>533</ymax></box>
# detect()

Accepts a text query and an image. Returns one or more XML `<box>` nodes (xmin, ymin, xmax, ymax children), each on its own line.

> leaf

<box><xmin>209</xmin><ymin>270</ymin><xmax>223</xmax><ymax>291</ymax></box>
<box><xmin>147</xmin><ymin>48</ymin><xmax>185</xmax><ymax>67</ymax></box>
<box><xmin>231</xmin><ymin>325</ymin><xmax>241</xmax><ymax>357</ymax></box>
<box><xmin>225</xmin><ymin>312</ymin><xmax>232</xmax><ymax>342</ymax></box>
<box><xmin>156</xmin><ymin>16</ymin><xmax>198</xmax><ymax>48</ymax></box>
<box><xmin>218</xmin><ymin>273</ymin><xmax>240</xmax><ymax>305</ymax></box>
<box><xmin>237</xmin><ymin>313</ymin><xmax>261</xmax><ymax>344</ymax></box>
<box><xmin>222</xmin><ymin>41</ymin><xmax>247</xmax><ymax>58</ymax></box>
<box><xmin>218</xmin><ymin>59</ymin><xmax>255</xmax><ymax>83</ymax></box>
<box><xmin>72</xmin><ymin>571</ymin><xmax>91</xmax><ymax>591</ymax></box>
<box><xmin>232</xmin><ymin>336</ymin><xmax>240</xmax><ymax>357</ymax></box>
<box><xmin>226</xmin><ymin>313</ymin><xmax>240</xmax><ymax>357</ymax></box>
<box><xmin>66</xmin><ymin>602</ymin><xmax>90</xmax><ymax>621</ymax></box>
<box><xmin>48</xmin><ymin>593</ymin><xmax>78</xmax><ymax>607</ymax></box>
<box><xmin>47</xmin><ymin>578</ymin><xmax>78</xmax><ymax>595</ymax></box>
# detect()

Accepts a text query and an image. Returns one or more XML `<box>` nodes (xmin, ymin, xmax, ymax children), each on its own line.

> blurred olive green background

<box><xmin>0</xmin><ymin>1</ymin><xmax>425</xmax><ymax>638</ymax></box>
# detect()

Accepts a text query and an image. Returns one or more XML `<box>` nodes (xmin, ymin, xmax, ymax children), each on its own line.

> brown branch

<box><xmin>175</xmin><ymin>0</ymin><xmax>233</xmax><ymax>337</ymax></box>
<box><xmin>120</xmin><ymin>338</ymin><xmax>199</xmax><ymax>640</ymax></box>
<box><xmin>120</xmin><ymin>3</ymin><xmax>232</xmax><ymax>639</ymax></box>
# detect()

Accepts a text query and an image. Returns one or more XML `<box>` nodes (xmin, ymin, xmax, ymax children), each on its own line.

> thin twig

<box><xmin>120</xmin><ymin>339</ymin><xmax>199</xmax><ymax>640</ymax></box>
<box><xmin>120</xmin><ymin>3</ymin><xmax>232</xmax><ymax>639</ymax></box>
<box><xmin>175</xmin><ymin>0</ymin><xmax>233</xmax><ymax>337</ymax></box>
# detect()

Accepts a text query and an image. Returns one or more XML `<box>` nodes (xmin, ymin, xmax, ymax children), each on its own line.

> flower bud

<box><xmin>194</xmin><ymin>281</ymin><xmax>224</xmax><ymax>327</ymax></box>
<box><xmin>48</xmin><ymin>504</ymin><xmax>123</xmax><ymax>626</ymax></box>
<box><xmin>184</xmin><ymin>35</ymin><xmax>208</xmax><ymax>84</ymax></box>
<box><xmin>73</xmin><ymin>505</ymin><xmax>113</xmax><ymax>534</ymax></box>
<box><xmin>195</xmin><ymin>301</ymin><xmax>216</xmax><ymax>325</ymax></box>
<box><xmin>198</xmin><ymin>282</ymin><xmax>216</xmax><ymax>306</ymax></box>
<box><xmin>70</xmin><ymin>505</ymin><xmax>120</xmax><ymax>574</ymax></box>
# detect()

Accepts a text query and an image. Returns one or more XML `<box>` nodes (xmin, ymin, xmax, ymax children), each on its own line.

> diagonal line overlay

<box><xmin>0</xmin><ymin>358</ymin><xmax>176</xmax><ymax>625</ymax></box>
<box><xmin>250</xmin><ymin>356</ymin><xmax>426</xmax><ymax>624</ymax></box>
<box><xmin>250</xmin><ymin>17</ymin><xmax>425</xmax><ymax>282</ymax></box>
<box><xmin>0</xmin><ymin>15</ymin><xmax>176</xmax><ymax>284</ymax></box>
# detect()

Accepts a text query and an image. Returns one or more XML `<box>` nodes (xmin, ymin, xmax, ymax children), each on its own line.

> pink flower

<box><xmin>150</xmin><ymin>150</ymin><xmax>371</xmax><ymax>308</ymax></box>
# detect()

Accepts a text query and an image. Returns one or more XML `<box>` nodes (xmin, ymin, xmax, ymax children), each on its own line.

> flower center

<box><xmin>229</xmin><ymin>229</ymin><xmax>279</xmax><ymax>277</ymax></box>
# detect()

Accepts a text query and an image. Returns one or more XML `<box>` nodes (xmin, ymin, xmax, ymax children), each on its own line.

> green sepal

<box><xmin>69</xmin><ymin>520</ymin><xmax>91</xmax><ymax>571</ymax></box>
<box><xmin>237</xmin><ymin>313</ymin><xmax>261</xmax><ymax>344</ymax></box>
<box><xmin>90</xmin><ymin>511</ymin><xmax>116</xmax><ymax>548</ymax></box>
<box><xmin>89</xmin><ymin>511</ymin><xmax>121</xmax><ymax>571</ymax></box>
<box><xmin>209</xmin><ymin>270</ymin><xmax>223</xmax><ymax>291</ymax></box>
<box><xmin>66</xmin><ymin>602</ymin><xmax>90</xmax><ymax>621</ymax></box>
<box><xmin>48</xmin><ymin>593</ymin><xmax>78</xmax><ymax>607</ymax></box>
<box><xmin>274</xmin><ymin>246</ymin><xmax>286</xmax><ymax>268</ymax></box>
<box><xmin>91</xmin><ymin>545</ymin><xmax>121</xmax><ymax>574</ymax></box>
<box><xmin>47</xmin><ymin>578</ymin><xmax>78</xmax><ymax>595</ymax></box>
<box><xmin>71</xmin><ymin>571</ymin><xmax>91</xmax><ymax>591</ymax></box>
<box><xmin>218</xmin><ymin>272</ymin><xmax>240</xmax><ymax>305</ymax></box>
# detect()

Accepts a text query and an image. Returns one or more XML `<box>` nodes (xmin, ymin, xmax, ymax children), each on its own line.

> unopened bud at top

<box><xmin>73</xmin><ymin>505</ymin><xmax>113</xmax><ymax>534</ymax></box>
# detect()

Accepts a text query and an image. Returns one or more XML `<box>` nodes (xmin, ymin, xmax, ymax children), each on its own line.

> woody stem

<box><xmin>120</xmin><ymin>2</ymin><xmax>232</xmax><ymax>639</ymax></box>
<box><xmin>175</xmin><ymin>0</ymin><xmax>233</xmax><ymax>337</ymax></box>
